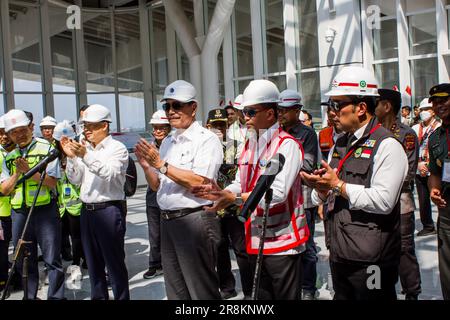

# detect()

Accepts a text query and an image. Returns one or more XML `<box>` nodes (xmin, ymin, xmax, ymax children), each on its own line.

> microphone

<box><xmin>237</xmin><ymin>154</ymin><xmax>286</xmax><ymax>223</ymax></box>
<box><xmin>16</xmin><ymin>149</ymin><xmax>60</xmax><ymax>185</ymax></box>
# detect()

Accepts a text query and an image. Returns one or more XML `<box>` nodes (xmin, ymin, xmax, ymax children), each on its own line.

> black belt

<box><xmin>160</xmin><ymin>206</ymin><xmax>206</xmax><ymax>220</ymax></box>
<box><xmin>83</xmin><ymin>201</ymin><xmax>125</xmax><ymax>211</ymax></box>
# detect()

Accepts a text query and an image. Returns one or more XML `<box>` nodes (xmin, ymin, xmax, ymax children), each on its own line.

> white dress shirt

<box><xmin>312</xmin><ymin>122</ymin><xmax>408</xmax><ymax>214</ymax></box>
<box><xmin>157</xmin><ymin>121</ymin><xmax>223</xmax><ymax>211</ymax></box>
<box><xmin>66</xmin><ymin>135</ymin><xmax>129</xmax><ymax>203</ymax></box>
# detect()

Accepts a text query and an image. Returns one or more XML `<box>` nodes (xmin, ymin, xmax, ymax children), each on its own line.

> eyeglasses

<box><xmin>242</xmin><ymin>108</ymin><xmax>265</xmax><ymax>118</ymax></box>
<box><xmin>328</xmin><ymin>99</ymin><xmax>359</xmax><ymax>112</ymax></box>
<box><xmin>162</xmin><ymin>101</ymin><xmax>192</xmax><ymax>112</ymax></box>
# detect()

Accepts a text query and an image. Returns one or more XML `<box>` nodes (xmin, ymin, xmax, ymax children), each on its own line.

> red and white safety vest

<box><xmin>239</xmin><ymin>128</ymin><xmax>309</xmax><ymax>255</ymax></box>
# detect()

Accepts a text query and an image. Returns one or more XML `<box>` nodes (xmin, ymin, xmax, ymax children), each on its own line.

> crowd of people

<box><xmin>0</xmin><ymin>66</ymin><xmax>449</xmax><ymax>301</ymax></box>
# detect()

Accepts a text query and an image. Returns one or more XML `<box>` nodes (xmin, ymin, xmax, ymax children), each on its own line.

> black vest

<box><xmin>328</xmin><ymin>118</ymin><xmax>401</xmax><ymax>266</ymax></box>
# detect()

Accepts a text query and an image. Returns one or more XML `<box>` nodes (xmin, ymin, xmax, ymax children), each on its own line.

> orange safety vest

<box><xmin>239</xmin><ymin>128</ymin><xmax>309</xmax><ymax>255</ymax></box>
<box><xmin>319</xmin><ymin>126</ymin><xmax>334</xmax><ymax>153</ymax></box>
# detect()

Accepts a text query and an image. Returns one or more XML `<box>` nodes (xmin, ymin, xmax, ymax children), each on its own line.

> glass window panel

<box><xmin>54</xmin><ymin>94</ymin><xmax>77</xmax><ymax>123</ymax></box>
<box><xmin>10</xmin><ymin>5</ymin><xmax>42</xmax><ymax>92</ymax></box>
<box><xmin>298</xmin><ymin>0</ymin><xmax>319</xmax><ymax>69</ymax></box>
<box><xmin>153</xmin><ymin>88</ymin><xmax>165</xmax><ymax>111</ymax></box>
<box><xmin>14</xmin><ymin>94</ymin><xmax>44</xmax><ymax>135</ymax></box>
<box><xmin>234</xmin><ymin>0</ymin><xmax>253</xmax><ymax>77</ymax></box>
<box><xmin>267</xmin><ymin>75</ymin><xmax>286</xmax><ymax>92</ymax></box>
<box><xmin>49</xmin><ymin>5</ymin><xmax>76</xmax><ymax>92</ymax></box>
<box><xmin>177</xmin><ymin>39</ymin><xmax>190</xmax><ymax>82</ymax></box>
<box><xmin>119</xmin><ymin>92</ymin><xmax>145</xmax><ymax>132</ymax></box>
<box><xmin>151</xmin><ymin>7</ymin><xmax>168</xmax><ymax>90</ymax></box>
<box><xmin>373</xmin><ymin>19</ymin><xmax>398</xmax><ymax>60</ymax></box>
<box><xmin>218</xmin><ymin>46</ymin><xmax>225</xmax><ymax>102</ymax></box>
<box><xmin>411</xmin><ymin>58</ymin><xmax>438</xmax><ymax>106</ymax></box>
<box><xmin>0</xmin><ymin>16</ymin><xmax>3</xmax><ymax>91</ymax></box>
<box><xmin>207</xmin><ymin>0</ymin><xmax>218</xmax><ymax>27</ymax></box>
<box><xmin>0</xmin><ymin>94</ymin><xmax>4</xmax><ymax>115</ymax></box>
<box><xmin>87</xmin><ymin>94</ymin><xmax>117</xmax><ymax>132</ymax></box>
<box><xmin>84</xmin><ymin>13</ymin><xmax>114</xmax><ymax>92</ymax></box>
<box><xmin>374</xmin><ymin>62</ymin><xmax>399</xmax><ymax>89</ymax></box>
<box><xmin>405</xmin><ymin>0</ymin><xmax>435</xmax><ymax>14</ymax></box>
<box><xmin>265</xmin><ymin>0</ymin><xmax>285</xmax><ymax>74</ymax></box>
<box><xmin>409</xmin><ymin>12</ymin><xmax>437</xmax><ymax>55</ymax></box>
<box><xmin>237</xmin><ymin>79</ymin><xmax>252</xmax><ymax>94</ymax></box>
<box><xmin>298</xmin><ymin>71</ymin><xmax>321</xmax><ymax>121</ymax></box>
<box><xmin>115</xmin><ymin>12</ymin><xmax>143</xmax><ymax>92</ymax></box>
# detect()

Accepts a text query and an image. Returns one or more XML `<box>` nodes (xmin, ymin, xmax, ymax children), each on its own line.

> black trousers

<box><xmin>399</xmin><ymin>212</ymin><xmax>422</xmax><ymax>296</ymax></box>
<box><xmin>330</xmin><ymin>261</ymin><xmax>398</xmax><ymax>300</ymax></box>
<box><xmin>301</xmin><ymin>207</ymin><xmax>318</xmax><ymax>294</ymax></box>
<box><xmin>217</xmin><ymin>215</ymin><xmax>253</xmax><ymax>296</ymax></box>
<box><xmin>161</xmin><ymin>210</ymin><xmax>221</xmax><ymax>300</ymax></box>
<box><xmin>0</xmin><ymin>216</ymin><xmax>12</xmax><ymax>285</ymax></box>
<box><xmin>146</xmin><ymin>206</ymin><xmax>162</xmax><ymax>269</ymax></box>
<box><xmin>249</xmin><ymin>254</ymin><xmax>302</xmax><ymax>300</ymax></box>
<box><xmin>415</xmin><ymin>175</ymin><xmax>435</xmax><ymax>229</ymax></box>
<box><xmin>438</xmin><ymin>193</ymin><xmax>450</xmax><ymax>300</ymax></box>
<box><xmin>80</xmin><ymin>203</ymin><xmax>129</xmax><ymax>300</ymax></box>
<box><xmin>61</xmin><ymin>212</ymin><xmax>84</xmax><ymax>265</ymax></box>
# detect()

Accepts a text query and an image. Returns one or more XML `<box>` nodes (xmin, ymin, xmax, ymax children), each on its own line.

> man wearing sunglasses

<box><xmin>277</xmin><ymin>89</ymin><xmax>319</xmax><ymax>300</ymax></box>
<box><xmin>427</xmin><ymin>83</ymin><xmax>450</xmax><ymax>300</ymax></box>
<box><xmin>135</xmin><ymin>80</ymin><xmax>223</xmax><ymax>300</ymax></box>
<box><xmin>302</xmin><ymin>66</ymin><xmax>408</xmax><ymax>300</ymax></box>
<box><xmin>193</xmin><ymin>80</ymin><xmax>308</xmax><ymax>300</ymax></box>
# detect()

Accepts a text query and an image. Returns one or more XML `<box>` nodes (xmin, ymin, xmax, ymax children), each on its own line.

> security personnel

<box><xmin>135</xmin><ymin>80</ymin><xmax>223</xmax><ymax>300</ymax></box>
<box><xmin>62</xmin><ymin>104</ymin><xmax>130</xmax><ymax>300</ymax></box>
<box><xmin>303</xmin><ymin>66</ymin><xmax>408</xmax><ymax>300</ymax></box>
<box><xmin>193</xmin><ymin>80</ymin><xmax>309</xmax><ymax>300</ymax></box>
<box><xmin>40</xmin><ymin>116</ymin><xmax>57</xmax><ymax>144</ymax></box>
<box><xmin>206</xmin><ymin>108</ymin><xmax>253</xmax><ymax>300</ymax></box>
<box><xmin>136</xmin><ymin>110</ymin><xmax>171</xmax><ymax>279</ymax></box>
<box><xmin>413</xmin><ymin>98</ymin><xmax>441</xmax><ymax>236</ymax></box>
<box><xmin>0</xmin><ymin>115</ymin><xmax>15</xmax><ymax>294</ymax></box>
<box><xmin>0</xmin><ymin>109</ymin><xmax>65</xmax><ymax>300</ymax></box>
<box><xmin>319</xmin><ymin>101</ymin><xmax>344</xmax><ymax>160</ymax></box>
<box><xmin>427</xmin><ymin>83</ymin><xmax>450</xmax><ymax>300</ymax></box>
<box><xmin>226</xmin><ymin>94</ymin><xmax>247</xmax><ymax>153</ymax></box>
<box><xmin>278</xmin><ymin>89</ymin><xmax>319</xmax><ymax>300</ymax></box>
<box><xmin>53</xmin><ymin>121</ymin><xmax>85</xmax><ymax>269</ymax></box>
<box><xmin>375</xmin><ymin>89</ymin><xmax>422</xmax><ymax>300</ymax></box>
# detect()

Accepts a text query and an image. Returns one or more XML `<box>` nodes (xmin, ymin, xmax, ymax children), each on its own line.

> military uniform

<box><xmin>428</xmin><ymin>124</ymin><xmax>450</xmax><ymax>299</ymax></box>
<box><xmin>389</xmin><ymin>121</ymin><xmax>422</xmax><ymax>298</ymax></box>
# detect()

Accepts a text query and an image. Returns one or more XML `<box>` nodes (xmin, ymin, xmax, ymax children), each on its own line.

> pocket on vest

<box><xmin>335</xmin><ymin>221</ymin><xmax>382</xmax><ymax>263</ymax></box>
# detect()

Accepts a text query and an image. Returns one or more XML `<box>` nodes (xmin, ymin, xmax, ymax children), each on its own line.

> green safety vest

<box><xmin>5</xmin><ymin>138</ymin><xmax>54</xmax><ymax>209</ymax></box>
<box><xmin>0</xmin><ymin>148</ymin><xmax>11</xmax><ymax>217</ymax></box>
<box><xmin>57</xmin><ymin>172</ymin><xmax>81</xmax><ymax>217</ymax></box>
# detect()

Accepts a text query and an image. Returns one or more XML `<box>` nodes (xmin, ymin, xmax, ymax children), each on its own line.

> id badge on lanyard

<box><xmin>64</xmin><ymin>187</ymin><xmax>71</xmax><ymax>198</ymax></box>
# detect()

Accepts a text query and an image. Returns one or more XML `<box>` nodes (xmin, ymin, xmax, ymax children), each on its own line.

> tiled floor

<box><xmin>6</xmin><ymin>187</ymin><xmax>443</xmax><ymax>300</ymax></box>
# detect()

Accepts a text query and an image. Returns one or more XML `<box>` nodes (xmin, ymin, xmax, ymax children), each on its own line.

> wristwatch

<box><xmin>159</xmin><ymin>162</ymin><xmax>169</xmax><ymax>174</ymax></box>
<box><xmin>234</xmin><ymin>193</ymin><xmax>244</xmax><ymax>206</ymax></box>
<box><xmin>332</xmin><ymin>180</ymin><xmax>345</xmax><ymax>196</ymax></box>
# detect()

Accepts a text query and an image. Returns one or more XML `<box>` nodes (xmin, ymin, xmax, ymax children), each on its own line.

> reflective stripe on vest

<box><xmin>239</xmin><ymin>128</ymin><xmax>309</xmax><ymax>255</ymax></box>
<box><xmin>0</xmin><ymin>150</ymin><xmax>11</xmax><ymax>217</ymax></box>
<box><xmin>6</xmin><ymin>140</ymin><xmax>53</xmax><ymax>209</ymax></box>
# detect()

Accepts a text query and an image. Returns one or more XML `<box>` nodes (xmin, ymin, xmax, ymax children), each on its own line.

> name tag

<box><xmin>442</xmin><ymin>160</ymin><xmax>450</xmax><ymax>183</ymax></box>
<box><xmin>64</xmin><ymin>187</ymin><xmax>71</xmax><ymax>197</ymax></box>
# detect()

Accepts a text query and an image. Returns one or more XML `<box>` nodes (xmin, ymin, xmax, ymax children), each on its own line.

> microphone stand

<box><xmin>251</xmin><ymin>188</ymin><xmax>273</xmax><ymax>300</ymax></box>
<box><xmin>1</xmin><ymin>166</ymin><xmax>48</xmax><ymax>300</ymax></box>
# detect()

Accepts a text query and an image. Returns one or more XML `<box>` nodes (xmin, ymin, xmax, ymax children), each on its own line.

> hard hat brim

<box><xmin>5</xmin><ymin>120</ymin><xmax>30</xmax><ymax>133</ymax></box>
<box><xmin>241</xmin><ymin>99</ymin><xmax>281</xmax><ymax>108</ymax></box>
<box><xmin>325</xmin><ymin>89</ymin><xmax>380</xmax><ymax>97</ymax></box>
<box><xmin>149</xmin><ymin>120</ymin><xmax>170</xmax><ymax>125</ymax></box>
<box><xmin>160</xmin><ymin>97</ymin><xmax>198</xmax><ymax>104</ymax></box>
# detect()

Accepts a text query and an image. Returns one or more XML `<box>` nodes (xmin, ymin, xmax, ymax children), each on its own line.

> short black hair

<box><xmin>80</xmin><ymin>105</ymin><xmax>89</xmax><ymax>113</ymax></box>
<box><xmin>262</xmin><ymin>102</ymin><xmax>278</xmax><ymax>118</ymax></box>
<box><xmin>24</xmin><ymin>111</ymin><xmax>33</xmax><ymax>123</ymax></box>
<box><xmin>354</xmin><ymin>96</ymin><xmax>377</xmax><ymax>114</ymax></box>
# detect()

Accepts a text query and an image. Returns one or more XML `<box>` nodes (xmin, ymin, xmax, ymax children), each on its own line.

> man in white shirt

<box><xmin>192</xmin><ymin>80</ymin><xmax>308</xmax><ymax>300</ymax></box>
<box><xmin>135</xmin><ymin>80</ymin><xmax>223</xmax><ymax>300</ymax></box>
<box><xmin>302</xmin><ymin>66</ymin><xmax>408</xmax><ymax>300</ymax></box>
<box><xmin>62</xmin><ymin>104</ymin><xmax>130</xmax><ymax>300</ymax></box>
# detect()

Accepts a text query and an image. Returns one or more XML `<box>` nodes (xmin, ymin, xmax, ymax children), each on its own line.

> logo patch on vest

<box><xmin>404</xmin><ymin>134</ymin><xmax>416</xmax><ymax>151</ymax></box>
<box><xmin>362</xmin><ymin>139</ymin><xmax>376</xmax><ymax>148</ymax></box>
<box><xmin>354</xmin><ymin>147</ymin><xmax>363</xmax><ymax>158</ymax></box>
<box><xmin>332</xmin><ymin>152</ymin><xmax>339</xmax><ymax>158</ymax></box>
<box><xmin>361</xmin><ymin>149</ymin><xmax>372</xmax><ymax>159</ymax></box>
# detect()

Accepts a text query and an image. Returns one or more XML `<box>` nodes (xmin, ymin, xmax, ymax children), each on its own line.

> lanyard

<box><xmin>336</xmin><ymin>124</ymin><xmax>381</xmax><ymax>175</ymax></box>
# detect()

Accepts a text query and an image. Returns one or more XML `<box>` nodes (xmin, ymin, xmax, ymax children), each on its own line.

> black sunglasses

<box><xmin>242</xmin><ymin>107</ymin><xmax>265</xmax><ymax>118</ymax></box>
<box><xmin>162</xmin><ymin>101</ymin><xmax>192</xmax><ymax>112</ymax></box>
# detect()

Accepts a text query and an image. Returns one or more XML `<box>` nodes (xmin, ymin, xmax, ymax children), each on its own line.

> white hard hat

<box><xmin>53</xmin><ymin>120</ymin><xmax>76</xmax><ymax>141</ymax></box>
<box><xmin>40</xmin><ymin>116</ymin><xmax>57</xmax><ymax>127</ymax></box>
<box><xmin>0</xmin><ymin>115</ymin><xmax>6</xmax><ymax>129</ymax></box>
<box><xmin>82</xmin><ymin>104</ymin><xmax>112</xmax><ymax>123</ymax></box>
<box><xmin>150</xmin><ymin>110</ymin><xmax>170</xmax><ymax>125</ymax></box>
<box><xmin>3</xmin><ymin>109</ymin><xmax>31</xmax><ymax>133</ymax></box>
<box><xmin>241</xmin><ymin>80</ymin><xmax>280</xmax><ymax>108</ymax></box>
<box><xmin>233</xmin><ymin>94</ymin><xmax>244</xmax><ymax>110</ymax></box>
<box><xmin>161</xmin><ymin>80</ymin><xmax>197</xmax><ymax>103</ymax></box>
<box><xmin>326</xmin><ymin>66</ymin><xmax>380</xmax><ymax>97</ymax></box>
<box><xmin>279</xmin><ymin>89</ymin><xmax>303</xmax><ymax>108</ymax></box>
<box><xmin>419</xmin><ymin>98</ymin><xmax>432</xmax><ymax>110</ymax></box>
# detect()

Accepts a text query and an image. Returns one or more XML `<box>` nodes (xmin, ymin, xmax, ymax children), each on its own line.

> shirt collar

<box><xmin>172</xmin><ymin>121</ymin><xmax>200</xmax><ymax>143</ymax></box>
<box><xmin>87</xmin><ymin>135</ymin><xmax>112</xmax><ymax>150</ymax></box>
<box><xmin>353</xmin><ymin>123</ymin><xmax>369</xmax><ymax>142</ymax></box>
<box><xmin>259</xmin><ymin>123</ymin><xmax>280</xmax><ymax>145</ymax></box>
